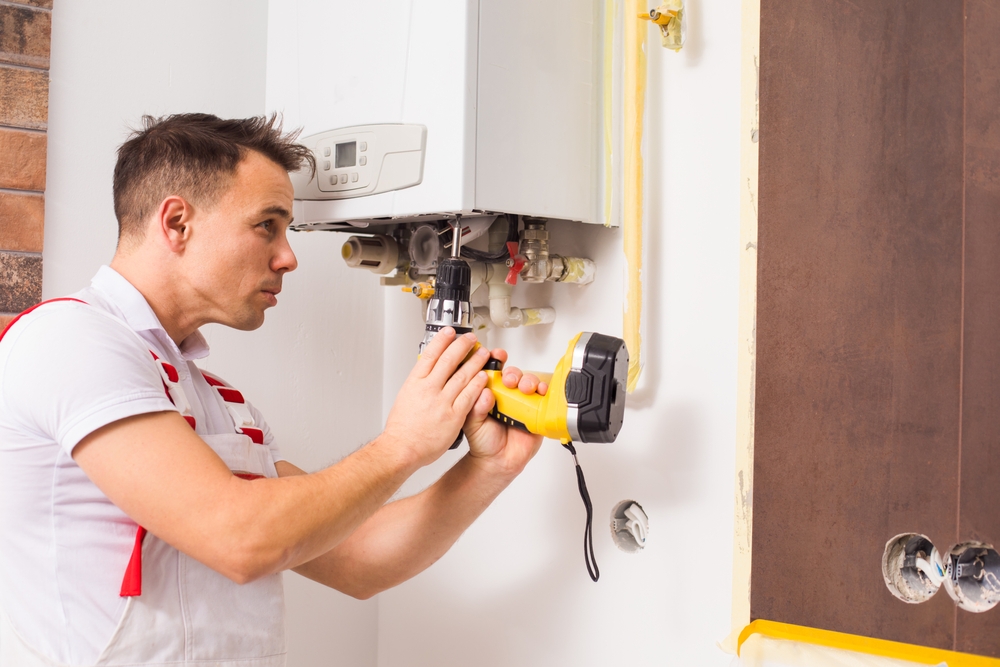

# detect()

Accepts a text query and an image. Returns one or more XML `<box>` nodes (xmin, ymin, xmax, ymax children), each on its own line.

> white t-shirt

<box><xmin>0</xmin><ymin>266</ymin><xmax>283</xmax><ymax>665</ymax></box>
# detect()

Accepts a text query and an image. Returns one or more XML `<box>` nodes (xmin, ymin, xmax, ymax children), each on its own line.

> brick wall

<box><xmin>0</xmin><ymin>0</ymin><xmax>51</xmax><ymax>330</ymax></box>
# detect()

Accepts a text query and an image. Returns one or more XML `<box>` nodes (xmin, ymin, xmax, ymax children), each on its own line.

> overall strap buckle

<box><xmin>150</xmin><ymin>351</ymin><xmax>196</xmax><ymax>430</ymax></box>
<box><xmin>202</xmin><ymin>373</ymin><xmax>265</xmax><ymax>445</ymax></box>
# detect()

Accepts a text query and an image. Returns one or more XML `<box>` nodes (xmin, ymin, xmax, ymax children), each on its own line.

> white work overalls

<box><xmin>0</xmin><ymin>299</ymin><xmax>287</xmax><ymax>666</ymax></box>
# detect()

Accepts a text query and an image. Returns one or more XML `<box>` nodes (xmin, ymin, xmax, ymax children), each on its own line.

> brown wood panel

<box><xmin>0</xmin><ymin>127</ymin><xmax>46</xmax><ymax>191</ymax></box>
<box><xmin>0</xmin><ymin>65</ymin><xmax>48</xmax><ymax>130</ymax></box>
<box><xmin>0</xmin><ymin>3</ymin><xmax>51</xmax><ymax>69</ymax></box>
<box><xmin>753</xmin><ymin>0</ymin><xmax>964</xmax><ymax>649</ymax></box>
<box><xmin>956</xmin><ymin>0</ymin><xmax>1000</xmax><ymax>655</ymax></box>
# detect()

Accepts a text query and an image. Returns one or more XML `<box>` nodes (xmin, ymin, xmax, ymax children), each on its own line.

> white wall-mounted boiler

<box><xmin>270</xmin><ymin>0</ymin><xmax>609</xmax><ymax>230</ymax></box>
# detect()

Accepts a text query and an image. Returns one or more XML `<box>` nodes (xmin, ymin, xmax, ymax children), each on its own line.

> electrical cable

<box><xmin>564</xmin><ymin>441</ymin><xmax>599</xmax><ymax>582</ymax></box>
<box><xmin>459</xmin><ymin>215</ymin><xmax>519</xmax><ymax>262</ymax></box>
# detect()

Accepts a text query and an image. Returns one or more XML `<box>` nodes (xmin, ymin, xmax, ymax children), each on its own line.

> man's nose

<box><xmin>274</xmin><ymin>234</ymin><xmax>298</xmax><ymax>273</ymax></box>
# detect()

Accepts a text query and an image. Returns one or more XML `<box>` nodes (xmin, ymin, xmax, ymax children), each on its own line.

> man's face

<box><xmin>183</xmin><ymin>151</ymin><xmax>298</xmax><ymax>331</ymax></box>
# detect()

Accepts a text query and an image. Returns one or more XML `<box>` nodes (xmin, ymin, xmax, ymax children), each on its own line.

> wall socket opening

<box><xmin>881</xmin><ymin>533</ymin><xmax>944</xmax><ymax>604</ymax></box>
<box><xmin>942</xmin><ymin>542</ymin><xmax>1000</xmax><ymax>613</ymax></box>
<box><xmin>610</xmin><ymin>500</ymin><xmax>648</xmax><ymax>553</ymax></box>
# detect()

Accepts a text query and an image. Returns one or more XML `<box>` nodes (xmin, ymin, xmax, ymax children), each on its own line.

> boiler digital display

<box><xmin>335</xmin><ymin>141</ymin><xmax>356</xmax><ymax>168</ymax></box>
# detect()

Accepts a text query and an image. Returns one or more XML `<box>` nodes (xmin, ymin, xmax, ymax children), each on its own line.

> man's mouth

<box><xmin>261</xmin><ymin>287</ymin><xmax>281</xmax><ymax>305</ymax></box>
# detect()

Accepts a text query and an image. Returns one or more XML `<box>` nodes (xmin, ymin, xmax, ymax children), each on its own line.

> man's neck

<box><xmin>110</xmin><ymin>253</ymin><xmax>203</xmax><ymax>346</ymax></box>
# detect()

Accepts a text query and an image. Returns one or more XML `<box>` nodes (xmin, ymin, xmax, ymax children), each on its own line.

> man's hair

<box><xmin>113</xmin><ymin>113</ymin><xmax>315</xmax><ymax>244</ymax></box>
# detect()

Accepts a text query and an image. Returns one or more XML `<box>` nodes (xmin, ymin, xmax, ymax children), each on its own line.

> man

<box><xmin>0</xmin><ymin>114</ymin><xmax>546</xmax><ymax>666</ymax></box>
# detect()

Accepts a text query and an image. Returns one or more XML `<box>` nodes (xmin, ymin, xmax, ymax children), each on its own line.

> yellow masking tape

<box><xmin>727</xmin><ymin>0</ymin><xmax>761</xmax><ymax>647</ymax></box>
<box><xmin>623</xmin><ymin>0</ymin><xmax>646</xmax><ymax>393</ymax></box>
<box><xmin>738</xmin><ymin>620</ymin><xmax>1000</xmax><ymax>667</ymax></box>
<box><xmin>603</xmin><ymin>0</ymin><xmax>615</xmax><ymax>227</ymax></box>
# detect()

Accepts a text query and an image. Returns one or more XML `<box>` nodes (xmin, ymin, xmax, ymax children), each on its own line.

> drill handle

<box><xmin>450</xmin><ymin>353</ymin><xmax>503</xmax><ymax>450</ymax></box>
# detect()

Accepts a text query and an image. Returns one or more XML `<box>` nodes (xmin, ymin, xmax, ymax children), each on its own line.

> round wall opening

<box><xmin>610</xmin><ymin>500</ymin><xmax>648</xmax><ymax>553</ymax></box>
<box><xmin>942</xmin><ymin>542</ymin><xmax>1000</xmax><ymax>613</ymax></box>
<box><xmin>882</xmin><ymin>533</ymin><xmax>944</xmax><ymax>604</ymax></box>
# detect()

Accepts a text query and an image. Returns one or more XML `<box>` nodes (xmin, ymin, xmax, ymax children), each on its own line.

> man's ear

<box><xmin>156</xmin><ymin>196</ymin><xmax>193</xmax><ymax>252</ymax></box>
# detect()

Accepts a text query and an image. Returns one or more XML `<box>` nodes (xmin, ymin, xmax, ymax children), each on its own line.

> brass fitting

<box><xmin>405</xmin><ymin>282</ymin><xmax>436</xmax><ymax>299</ymax></box>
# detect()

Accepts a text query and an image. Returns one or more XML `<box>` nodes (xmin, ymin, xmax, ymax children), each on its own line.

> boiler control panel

<box><xmin>291</xmin><ymin>124</ymin><xmax>426</xmax><ymax>200</ymax></box>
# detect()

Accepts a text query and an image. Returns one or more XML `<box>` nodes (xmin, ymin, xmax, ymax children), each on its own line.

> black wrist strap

<box><xmin>564</xmin><ymin>441</ymin><xmax>599</xmax><ymax>582</ymax></box>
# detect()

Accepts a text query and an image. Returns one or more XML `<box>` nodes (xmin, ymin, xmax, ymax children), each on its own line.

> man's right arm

<box><xmin>72</xmin><ymin>328</ymin><xmax>491</xmax><ymax>584</ymax></box>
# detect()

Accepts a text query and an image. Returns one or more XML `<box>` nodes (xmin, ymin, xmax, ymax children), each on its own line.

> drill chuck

<box><xmin>433</xmin><ymin>257</ymin><xmax>471</xmax><ymax>302</ymax></box>
<box><xmin>420</xmin><ymin>257</ymin><xmax>474</xmax><ymax>353</ymax></box>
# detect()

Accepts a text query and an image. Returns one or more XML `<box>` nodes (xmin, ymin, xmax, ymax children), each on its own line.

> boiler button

<box><xmin>359</xmin><ymin>141</ymin><xmax>367</xmax><ymax>152</ymax></box>
<box><xmin>329</xmin><ymin>175</ymin><xmax>336</xmax><ymax>185</ymax></box>
<box><xmin>340</xmin><ymin>174</ymin><xmax>348</xmax><ymax>184</ymax></box>
<box><xmin>359</xmin><ymin>156</ymin><xmax>367</xmax><ymax>166</ymax></box>
<box><xmin>322</xmin><ymin>147</ymin><xmax>331</xmax><ymax>157</ymax></box>
<box><xmin>322</xmin><ymin>160</ymin><xmax>331</xmax><ymax>171</ymax></box>
<box><xmin>351</xmin><ymin>173</ymin><xmax>359</xmax><ymax>183</ymax></box>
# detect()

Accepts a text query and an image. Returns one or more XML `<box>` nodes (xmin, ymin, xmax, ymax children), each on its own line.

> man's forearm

<box><xmin>74</xmin><ymin>411</ymin><xmax>424</xmax><ymax>586</ymax></box>
<box><xmin>292</xmin><ymin>453</ymin><xmax>518</xmax><ymax>599</ymax></box>
<box><xmin>227</xmin><ymin>433</ymin><xmax>424</xmax><ymax>581</ymax></box>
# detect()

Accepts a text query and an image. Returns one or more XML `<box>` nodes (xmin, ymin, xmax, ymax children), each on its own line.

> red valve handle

<box><xmin>505</xmin><ymin>241</ymin><xmax>525</xmax><ymax>285</ymax></box>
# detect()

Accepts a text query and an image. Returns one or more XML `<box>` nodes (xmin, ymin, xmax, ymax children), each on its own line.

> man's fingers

<box><xmin>443</xmin><ymin>344</ymin><xmax>490</xmax><ymax>399</ymax></box>
<box><xmin>518</xmin><ymin>373</ymin><xmax>543</xmax><ymax>395</ymax></box>
<box><xmin>461</xmin><ymin>387</ymin><xmax>494</xmax><ymax>441</ymax></box>
<box><xmin>429</xmin><ymin>333</ymin><xmax>481</xmax><ymax>386</ymax></box>
<box><xmin>502</xmin><ymin>368</ymin><xmax>547</xmax><ymax>396</ymax></box>
<box><xmin>502</xmin><ymin>368</ymin><xmax>522</xmax><ymax>389</ymax></box>
<box><xmin>412</xmin><ymin>327</ymin><xmax>456</xmax><ymax>378</ymax></box>
<box><xmin>490</xmin><ymin>348</ymin><xmax>509</xmax><ymax>365</ymax></box>
<box><xmin>464</xmin><ymin>387</ymin><xmax>494</xmax><ymax>428</ymax></box>
<box><xmin>454</xmin><ymin>370</ymin><xmax>490</xmax><ymax>417</ymax></box>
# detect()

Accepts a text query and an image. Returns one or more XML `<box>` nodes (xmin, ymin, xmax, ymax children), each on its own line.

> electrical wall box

<box><xmin>270</xmin><ymin>0</ymin><xmax>612</xmax><ymax>231</ymax></box>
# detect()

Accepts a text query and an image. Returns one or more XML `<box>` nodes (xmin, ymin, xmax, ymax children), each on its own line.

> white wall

<box><xmin>44</xmin><ymin>2</ymin><xmax>381</xmax><ymax>665</ymax></box>
<box><xmin>44</xmin><ymin>0</ymin><xmax>268</xmax><ymax>296</ymax></box>
<box><xmin>375</xmin><ymin>1</ymin><xmax>741</xmax><ymax>665</ymax></box>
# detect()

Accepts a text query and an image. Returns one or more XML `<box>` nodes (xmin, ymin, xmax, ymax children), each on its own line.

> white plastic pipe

<box><xmin>484</xmin><ymin>270</ymin><xmax>555</xmax><ymax>328</ymax></box>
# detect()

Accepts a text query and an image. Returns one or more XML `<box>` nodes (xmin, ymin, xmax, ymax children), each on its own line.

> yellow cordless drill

<box><xmin>419</xmin><ymin>222</ymin><xmax>629</xmax><ymax>582</ymax></box>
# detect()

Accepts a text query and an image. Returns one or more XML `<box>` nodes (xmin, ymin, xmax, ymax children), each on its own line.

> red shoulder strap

<box><xmin>0</xmin><ymin>298</ymin><xmax>88</xmax><ymax>343</ymax></box>
<box><xmin>201</xmin><ymin>372</ymin><xmax>225</xmax><ymax>387</ymax></box>
<box><xmin>119</xmin><ymin>527</ymin><xmax>148</xmax><ymax>597</ymax></box>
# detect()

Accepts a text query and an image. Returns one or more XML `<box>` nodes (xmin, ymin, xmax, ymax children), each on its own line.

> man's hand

<box><xmin>462</xmin><ymin>349</ymin><xmax>545</xmax><ymax>477</ymax></box>
<box><xmin>383</xmin><ymin>327</ymin><xmax>491</xmax><ymax>468</ymax></box>
<box><xmin>287</xmin><ymin>345</ymin><xmax>546</xmax><ymax>597</ymax></box>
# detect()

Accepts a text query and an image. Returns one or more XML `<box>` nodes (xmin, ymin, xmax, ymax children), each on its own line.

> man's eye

<box><xmin>258</xmin><ymin>220</ymin><xmax>273</xmax><ymax>231</ymax></box>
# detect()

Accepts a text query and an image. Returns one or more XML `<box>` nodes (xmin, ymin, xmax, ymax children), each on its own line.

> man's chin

<box><xmin>230</xmin><ymin>309</ymin><xmax>267</xmax><ymax>332</ymax></box>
